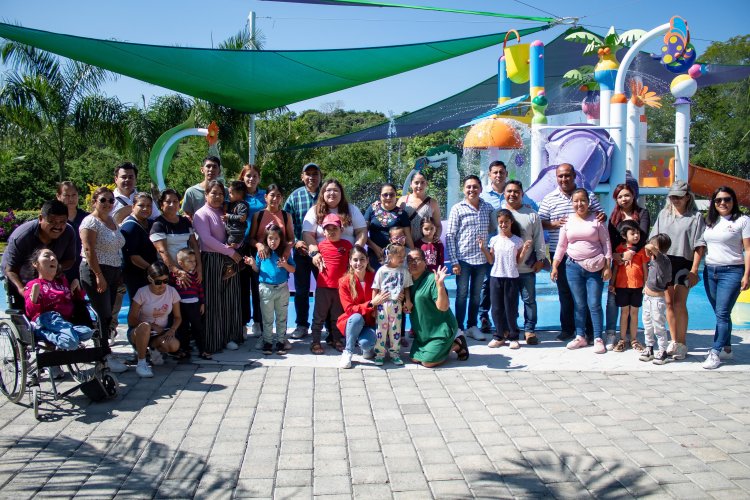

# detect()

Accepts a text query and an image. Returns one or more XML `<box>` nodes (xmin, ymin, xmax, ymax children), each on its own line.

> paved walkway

<box><xmin>1</xmin><ymin>327</ymin><xmax>749</xmax><ymax>499</ymax></box>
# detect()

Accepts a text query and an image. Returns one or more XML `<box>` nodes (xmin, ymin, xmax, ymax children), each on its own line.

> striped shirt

<box><xmin>537</xmin><ymin>187</ymin><xmax>602</xmax><ymax>254</ymax></box>
<box><xmin>283</xmin><ymin>186</ymin><xmax>319</xmax><ymax>241</ymax></box>
<box><xmin>445</xmin><ymin>198</ymin><xmax>494</xmax><ymax>266</ymax></box>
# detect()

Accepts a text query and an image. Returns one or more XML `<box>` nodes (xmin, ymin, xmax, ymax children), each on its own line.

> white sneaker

<box><xmin>226</xmin><ymin>341</ymin><xmax>239</xmax><ymax>351</ymax></box>
<box><xmin>136</xmin><ymin>361</ymin><xmax>153</xmax><ymax>378</ymax></box>
<box><xmin>719</xmin><ymin>349</ymin><xmax>733</xmax><ymax>360</ymax></box>
<box><xmin>703</xmin><ymin>351</ymin><xmax>721</xmax><ymax>370</ymax></box>
<box><xmin>106</xmin><ymin>354</ymin><xmax>128</xmax><ymax>373</ymax></box>
<box><xmin>465</xmin><ymin>326</ymin><xmax>486</xmax><ymax>341</ymax></box>
<box><xmin>291</xmin><ymin>326</ymin><xmax>308</xmax><ymax>339</ymax></box>
<box><xmin>666</xmin><ymin>341</ymin><xmax>676</xmax><ymax>356</ymax></box>
<box><xmin>149</xmin><ymin>348</ymin><xmax>164</xmax><ymax>366</ymax></box>
<box><xmin>252</xmin><ymin>323</ymin><xmax>262</xmax><ymax>337</ymax></box>
<box><xmin>339</xmin><ymin>351</ymin><xmax>353</xmax><ymax>369</ymax></box>
<box><xmin>672</xmin><ymin>343</ymin><xmax>688</xmax><ymax>360</ymax></box>
<box><xmin>605</xmin><ymin>332</ymin><xmax>616</xmax><ymax>351</ymax></box>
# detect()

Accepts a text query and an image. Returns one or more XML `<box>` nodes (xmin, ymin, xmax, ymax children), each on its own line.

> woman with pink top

<box><xmin>192</xmin><ymin>180</ymin><xmax>244</xmax><ymax>353</ymax></box>
<box><xmin>550</xmin><ymin>189</ymin><xmax>612</xmax><ymax>353</ymax></box>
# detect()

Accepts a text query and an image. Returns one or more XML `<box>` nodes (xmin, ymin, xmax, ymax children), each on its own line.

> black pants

<box><xmin>490</xmin><ymin>277</ymin><xmax>520</xmax><ymax>340</ymax></box>
<box><xmin>178</xmin><ymin>301</ymin><xmax>204</xmax><ymax>353</ymax></box>
<box><xmin>80</xmin><ymin>261</ymin><xmax>121</xmax><ymax>343</ymax></box>
<box><xmin>293</xmin><ymin>250</ymin><xmax>317</xmax><ymax>328</ymax></box>
<box><xmin>239</xmin><ymin>265</ymin><xmax>262</xmax><ymax>329</ymax></box>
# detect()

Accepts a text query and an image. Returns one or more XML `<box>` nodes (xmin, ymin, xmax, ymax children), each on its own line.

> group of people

<box><xmin>2</xmin><ymin>158</ymin><xmax>748</xmax><ymax>377</ymax></box>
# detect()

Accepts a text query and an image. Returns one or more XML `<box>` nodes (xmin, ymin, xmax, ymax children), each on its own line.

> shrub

<box><xmin>0</xmin><ymin>210</ymin><xmax>40</xmax><ymax>241</ymax></box>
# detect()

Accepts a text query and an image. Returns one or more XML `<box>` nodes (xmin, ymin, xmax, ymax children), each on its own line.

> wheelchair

<box><xmin>0</xmin><ymin>280</ymin><xmax>119</xmax><ymax>420</ymax></box>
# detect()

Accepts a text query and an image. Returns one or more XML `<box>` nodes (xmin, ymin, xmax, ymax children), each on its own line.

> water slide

<box><xmin>689</xmin><ymin>164</ymin><xmax>750</xmax><ymax>207</ymax></box>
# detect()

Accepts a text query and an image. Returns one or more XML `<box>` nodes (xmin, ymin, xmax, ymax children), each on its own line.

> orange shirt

<box><xmin>614</xmin><ymin>244</ymin><xmax>648</xmax><ymax>289</ymax></box>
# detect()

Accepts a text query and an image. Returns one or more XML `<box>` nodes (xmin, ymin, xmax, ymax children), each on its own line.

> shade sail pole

<box><xmin>248</xmin><ymin>10</ymin><xmax>258</xmax><ymax>165</ymax></box>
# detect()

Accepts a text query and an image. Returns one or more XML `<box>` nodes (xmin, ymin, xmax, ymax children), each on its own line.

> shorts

<box><xmin>615</xmin><ymin>287</ymin><xmax>644</xmax><ymax>308</ymax></box>
<box><xmin>668</xmin><ymin>255</ymin><xmax>692</xmax><ymax>287</ymax></box>
<box><xmin>127</xmin><ymin>321</ymin><xmax>172</xmax><ymax>347</ymax></box>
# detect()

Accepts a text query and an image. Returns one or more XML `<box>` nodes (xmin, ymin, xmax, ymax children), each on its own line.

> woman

<box><xmin>127</xmin><ymin>262</ymin><xmax>182</xmax><ymax>378</ymax></box>
<box><xmin>364</xmin><ymin>183</ymin><xmax>414</xmax><ymax>270</ymax></box>
<box><xmin>193</xmin><ymin>180</ymin><xmax>244</xmax><ymax>354</ymax></box>
<box><xmin>150</xmin><ymin>189</ymin><xmax>202</xmax><ymax>284</ymax></box>
<box><xmin>56</xmin><ymin>181</ymin><xmax>88</xmax><ymax>283</ymax></box>
<box><xmin>238</xmin><ymin>164</ymin><xmax>267</xmax><ymax>337</ymax></box>
<box><xmin>649</xmin><ymin>180</ymin><xmax>705</xmax><ymax>361</ymax></box>
<box><xmin>407</xmin><ymin>248</ymin><xmax>468</xmax><ymax>367</ymax></box>
<box><xmin>79</xmin><ymin>186</ymin><xmax>127</xmax><ymax>373</ymax></box>
<box><xmin>302</xmin><ymin>179</ymin><xmax>368</xmax><ymax>256</ymax></box>
<box><xmin>606</xmin><ymin>182</ymin><xmax>650</xmax><ymax>349</ymax></box>
<box><xmin>337</xmin><ymin>245</ymin><xmax>391</xmax><ymax>368</ymax></box>
<box><xmin>701</xmin><ymin>187</ymin><xmax>750</xmax><ymax>369</ymax></box>
<box><xmin>398</xmin><ymin>171</ymin><xmax>442</xmax><ymax>244</ymax></box>
<box><xmin>248</xmin><ymin>184</ymin><xmax>295</xmax><ymax>265</ymax></box>
<box><xmin>551</xmin><ymin>189</ymin><xmax>612</xmax><ymax>353</ymax></box>
<box><xmin>120</xmin><ymin>192</ymin><xmax>158</xmax><ymax>301</ymax></box>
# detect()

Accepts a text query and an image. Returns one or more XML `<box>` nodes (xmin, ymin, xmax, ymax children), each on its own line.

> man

<box><xmin>111</xmin><ymin>162</ymin><xmax>160</xmax><ymax>224</ymax></box>
<box><xmin>182</xmin><ymin>156</ymin><xmax>222</xmax><ymax>218</ymax></box>
<box><xmin>502</xmin><ymin>180</ymin><xmax>545</xmax><ymax>345</ymax></box>
<box><xmin>538</xmin><ymin>163</ymin><xmax>605</xmax><ymax>341</ymax></box>
<box><xmin>2</xmin><ymin>200</ymin><xmax>76</xmax><ymax>304</ymax></box>
<box><xmin>445</xmin><ymin>175</ymin><xmax>494</xmax><ymax>340</ymax></box>
<box><xmin>478</xmin><ymin>160</ymin><xmax>538</xmax><ymax>335</ymax></box>
<box><xmin>283</xmin><ymin>162</ymin><xmax>322</xmax><ymax>339</ymax></box>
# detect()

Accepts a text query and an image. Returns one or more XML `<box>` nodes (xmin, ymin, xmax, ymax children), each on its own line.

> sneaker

<box><xmin>275</xmin><ymin>342</ymin><xmax>288</xmax><ymax>355</ymax></box>
<box><xmin>556</xmin><ymin>332</ymin><xmax>575</xmax><ymax>342</ymax></box>
<box><xmin>136</xmin><ymin>361</ymin><xmax>153</xmax><ymax>378</ymax></box>
<box><xmin>487</xmin><ymin>339</ymin><xmax>505</xmax><ymax>348</ymax></box>
<box><xmin>391</xmin><ymin>356</ymin><xmax>404</xmax><ymax>365</ymax></box>
<box><xmin>262</xmin><ymin>342</ymin><xmax>273</xmax><ymax>355</ymax></box>
<box><xmin>666</xmin><ymin>341</ymin><xmax>676</xmax><ymax>356</ymax></box>
<box><xmin>566</xmin><ymin>336</ymin><xmax>588</xmax><ymax>350</ymax></box>
<box><xmin>719</xmin><ymin>349</ymin><xmax>733</xmax><ymax>360</ymax></box>
<box><xmin>362</xmin><ymin>349</ymin><xmax>375</xmax><ymax>360</ymax></box>
<box><xmin>373</xmin><ymin>357</ymin><xmax>384</xmax><ymax>366</ymax></box>
<box><xmin>149</xmin><ymin>348</ymin><xmax>165</xmax><ymax>366</ymax></box>
<box><xmin>605</xmin><ymin>332</ymin><xmax>616</xmax><ymax>351</ymax></box>
<box><xmin>593</xmin><ymin>338</ymin><xmax>606</xmax><ymax>354</ymax></box>
<box><xmin>339</xmin><ymin>350</ymin><xmax>353</xmax><ymax>369</ymax></box>
<box><xmin>672</xmin><ymin>343</ymin><xmax>688</xmax><ymax>360</ymax></box>
<box><xmin>703</xmin><ymin>351</ymin><xmax>721</xmax><ymax>370</ymax></box>
<box><xmin>653</xmin><ymin>350</ymin><xmax>669</xmax><ymax>365</ymax></box>
<box><xmin>291</xmin><ymin>325</ymin><xmax>308</xmax><ymax>339</ymax></box>
<box><xmin>509</xmin><ymin>340</ymin><xmax>521</xmax><ymax>350</ymax></box>
<box><xmin>479</xmin><ymin>317</ymin><xmax>492</xmax><ymax>334</ymax></box>
<box><xmin>252</xmin><ymin>323</ymin><xmax>262</xmax><ymax>337</ymax></box>
<box><xmin>106</xmin><ymin>354</ymin><xmax>128</xmax><ymax>373</ymax></box>
<box><xmin>48</xmin><ymin>366</ymin><xmax>66</xmax><ymax>380</ymax></box>
<box><xmin>226</xmin><ymin>341</ymin><xmax>239</xmax><ymax>351</ymax></box>
<box><xmin>639</xmin><ymin>346</ymin><xmax>655</xmax><ymax>362</ymax></box>
<box><xmin>465</xmin><ymin>326</ymin><xmax>486</xmax><ymax>341</ymax></box>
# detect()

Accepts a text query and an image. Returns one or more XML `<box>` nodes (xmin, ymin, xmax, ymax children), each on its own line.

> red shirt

<box><xmin>317</xmin><ymin>239</ymin><xmax>353</xmax><ymax>288</ymax></box>
<box><xmin>614</xmin><ymin>243</ymin><xmax>648</xmax><ymax>289</ymax></box>
<box><xmin>337</xmin><ymin>271</ymin><xmax>376</xmax><ymax>335</ymax></box>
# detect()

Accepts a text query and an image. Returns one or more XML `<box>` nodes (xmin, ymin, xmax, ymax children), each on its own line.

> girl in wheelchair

<box><xmin>24</xmin><ymin>248</ymin><xmax>94</xmax><ymax>351</ymax></box>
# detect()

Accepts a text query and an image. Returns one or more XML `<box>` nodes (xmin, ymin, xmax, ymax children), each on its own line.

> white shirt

<box><xmin>302</xmin><ymin>205</ymin><xmax>367</xmax><ymax>244</ymax></box>
<box><xmin>704</xmin><ymin>215</ymin><xmax>750</xmax><ymax>266</ymax></box>
<box><xmin>489</xmin><ymin>234</ymin><xmax>523</xmax><ymax>278</ymax></box>
<box><xmin>112</xmin><ymin>188</ymin><xmax>160</xmax><ymax>220</ymax></box>
<box><xmin>132</xmin><ymin>285</ymin><xmax>181</xmax><ymax>329</ymax></box>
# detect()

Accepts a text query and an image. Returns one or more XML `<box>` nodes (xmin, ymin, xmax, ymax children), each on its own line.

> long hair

<box><xmin>610</xmin><ymin>183</ymin><xmax>643</xmax><ymax>227</ymax></box>
<box><xmin>663</xmin><ymin>190</ymin><xmax>698</xmax><ymax>216</ymax></box>
<box><xmin>264</xmin><ymin>224</ymin><xmax>285</xmax><ymax>258</ymax></box>
<box><xmin>705</xmin><ymin>186</ymin><xmax>741</xmax><ymax>227</ymax></box>
<box><xmin>496</xmin><ymin>209</ymin><xmax>522</xmax><ymax>238</ymax></box>
<box><xmin>316</xmin><ymin>178</ymin><xmax>352</xmax><ymax>227</ymax></box>
<box><xmin>346</xmin><ymin>245</ymin><xmax>372</xmax><ymax>300</ymax></box>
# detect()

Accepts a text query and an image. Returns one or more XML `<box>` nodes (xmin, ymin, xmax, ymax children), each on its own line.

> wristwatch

<box><xmin>309</xmin><ymin>250</ymin><xmax>320</xmax><ymax>257</ymax></box>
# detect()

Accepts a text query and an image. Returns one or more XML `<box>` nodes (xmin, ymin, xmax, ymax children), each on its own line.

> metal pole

<box><xmin>248</xmin><ymin>10</ymin><xmax>257</xmax><ymax>165</ymax></box>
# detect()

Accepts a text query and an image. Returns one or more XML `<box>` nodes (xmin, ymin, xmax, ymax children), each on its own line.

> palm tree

<box><xmin>0</xmin><ymin>38</ymin><xmax>125</xmax><ymax>181</ymax></box>
<box><xmin>565</xmin><ymin>27</ymin><xmax>646</xmax><ymax>73</ymax></box>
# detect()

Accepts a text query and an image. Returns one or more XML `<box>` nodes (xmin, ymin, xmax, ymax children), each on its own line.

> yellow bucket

<box><xmin>503</xmin><ymin>30</ymin><xmax>530</xmax><ymax>84</ymax></box>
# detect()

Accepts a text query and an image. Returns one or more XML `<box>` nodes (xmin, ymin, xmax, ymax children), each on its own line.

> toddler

<box><xmin>371</xmin><ymin>243</ymin><xmax>413</xmax><ymax>365</ymax></box>
<box><xmin>639</xmin><ymin>234</ymin><xmax>673</xmax><ymax>365</ymax></box>
<box><xmin>609</xmin><ymin>221</ymin><xmax>648</xmax><ymax>352</ymax></box>
<box><xmin>417</xmin><ymin>218</ymin><xmax>444</xmax><ymax>272</ymax></box>
<box><xmin>246</xmin><ymin>224</ymin><xmax>295</xmax><ymax>355</ymax></box>
<box><xmin>222</xmin><ymin>180</ymin><xmax>250</xmax><ymax>278</ymax></box>
<box><xmin>480</xmin><ymin>209</ymin><xmax>532</xmax><ymax>349</ymax></box>
<box><xmin>172</xmin><ymin>248</ymin><xmax>206</xmax><ymax>360</ymax></box>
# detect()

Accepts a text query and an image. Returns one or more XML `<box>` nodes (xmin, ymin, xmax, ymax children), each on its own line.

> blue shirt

<box><xmin>244</xmin><ymin>189</ymin><xmax>267</xmax><ymax>239</ymax></box>
<box><xmin>257</xmin><ymin>252</ymin><xmax>295</xmax><ymax>285</ymax></box>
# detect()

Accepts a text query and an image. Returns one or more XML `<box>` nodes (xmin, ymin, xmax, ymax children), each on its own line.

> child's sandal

<box><xmin>310</xmin><ymin>343</ymin><xmax>325</xmax><ymax>355</ymax></box>
<box><xmin>631</xmin><ymin>340</ymin><xmax>644</xmax><ymax>352</ymax></box>
<box><xmin>613</xmin><ymin>339</ymin><xmax>627</xmax><ymax>352</ymax></box>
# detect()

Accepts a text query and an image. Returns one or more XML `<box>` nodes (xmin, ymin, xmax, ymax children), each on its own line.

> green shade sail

<box><xmin>0</xmin><ymin>22</ymin><xmax>549</xmax><ymax>113</ymax></box>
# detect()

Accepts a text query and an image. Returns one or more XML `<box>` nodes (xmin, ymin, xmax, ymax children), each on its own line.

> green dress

<box><xmin>409</xmin><ymin>271</ymin><xmax>458</xmax><ymax>363</ymax></box>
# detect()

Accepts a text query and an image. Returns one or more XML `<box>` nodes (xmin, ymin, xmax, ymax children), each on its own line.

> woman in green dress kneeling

<box><xmin>407</xmin><ymin>248</ymin><xmax>469</xmax><ymax>367</ymax></box>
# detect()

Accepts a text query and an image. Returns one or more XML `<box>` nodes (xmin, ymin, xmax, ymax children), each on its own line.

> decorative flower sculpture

<box><xmin>206</xmin><ymin>121</ymin><xmax>220</xmax><ymax>146</ymax></box>
<box><xmin>629</xmin><ymin>80</ymin><xmax>662</xmax><ymax>109</ymax></box>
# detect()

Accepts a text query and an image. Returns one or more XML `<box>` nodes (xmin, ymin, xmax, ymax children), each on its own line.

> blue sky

<box><xmin>2</xmin><ymin>0</ymin><xmax>748</xmax><ymax>115</ymax></box>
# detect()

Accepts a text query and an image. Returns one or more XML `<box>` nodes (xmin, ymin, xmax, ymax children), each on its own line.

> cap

<box><xmin>322</xmin><ymin>213</ymin><xmax>342</xmax><ymax>228</ymax></box>
<box><xmin>302</xmin><ymin>162</ymin><xmax>320</xmax><ymax>173</ymax></box>
<box><xmin>668</xmin><ymin>180</ymin><xmax>689</xmax><ymax>197</ymax></box>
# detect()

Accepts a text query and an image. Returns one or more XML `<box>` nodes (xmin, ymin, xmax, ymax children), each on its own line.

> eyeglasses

<box><xmin>99</xmin><ymin>198</ymin><xmax>115</xmax><ymax>204</ymax></box>
<box><xmin>714</xmin><ymin>196</ymin><xmax>732</xmax><ymax>205</ymax></box>
<box><xmin>151</xmin><ymin>279</ymin><xmax>168</xmax><ymax>285</ymax></box>
<box><xmin>407</xmin><ymin>257</ymin><xmax>424</xmax><ymax>264</ymax></box>
<box><xmin>381</xmin><ymin>193</ymin><xmax>396</xmax><ymax>198</ymax></box>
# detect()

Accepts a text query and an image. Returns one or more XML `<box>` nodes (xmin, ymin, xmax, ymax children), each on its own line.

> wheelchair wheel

<box><xmin>0</xmin><ymin>320</ymin><xmax>27</xmax><ymax>403</ymax></box>
<box><xmin>101</xmin><ymin>373</ymin><xmax>118</xmax><ymax>399</ymax></box>
<box><xmin>32</xmin><ymin>386</ymin><xmax>39</xmax><ymax>420</ymax></box>
<box><xmin>67</xmin><ymin>362</ymin><xmax>96</xmax><ymax>384</ymax></box>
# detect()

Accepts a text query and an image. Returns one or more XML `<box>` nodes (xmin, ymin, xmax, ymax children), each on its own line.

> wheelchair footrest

<box><xmin>36</xmin><ymin>346</ymin><xmax>111</xmax><ymax>370</ymax></box>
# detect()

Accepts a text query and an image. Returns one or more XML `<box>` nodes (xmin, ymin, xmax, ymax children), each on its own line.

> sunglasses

<box><xmin>381</xmin><ymin>193</ymin><xmax>396</xmax><ymax>198</ymax></box>
<box><xmin>151</xmin><ymin>279</ymin><xmax>169</xmax><ymax>285</ymax></box>
<box><xmin>714</xmin><ymin>196</ymin><xmax>732</xmax><ymax>205</ymax></box>
<box><xmin>99</xmin><ymin>197</ymin><xmax>116</xmax><ymax>204</ymax></box>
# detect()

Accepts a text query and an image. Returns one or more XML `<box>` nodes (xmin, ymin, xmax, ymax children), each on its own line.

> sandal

<box><xmin>613</xmin><ymin>339</ymin><xmax>627</xmax><ymax>352</ymax></box>
<box><xmin>310</xmin><ymin>343</ymin><xmax>325</xmax><ymax>355</ymax></box>
<box><xmin>453</xmin><ymin>335</ymin><xmax>470</xmax><ymax>361</ymax></box>
<box><xmin>524</xmin><ymin>332</ymin><xmax>538</xmax><ymax>345</ymax></box>
<box><xmin>334</xmin><ymin>341</ymin><xmax>345</xmax><ymax>353</ymax></box>
<box><xmin>198</xmin><ymin>352</ymin><xmax>213</xmax><ymax>360</ymax></box>
<box><xmin>630</xmin><ymin>340</ymin><xmax>644</xmax><ymax>352</ymax></box>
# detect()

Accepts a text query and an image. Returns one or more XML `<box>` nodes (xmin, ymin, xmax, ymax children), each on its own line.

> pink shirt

<box><xmin>24</xmin><ymin>276</ymin><xmax>81</xmax><ymax>321</ymax></box>
<box><xmin>555</xmin><ymin>213</ymin><xmax>612</xmax><ymax>262</ymax></box>
<box><xmin>193</xmin><ymin>205</ymin><xmax>234</xmax><ymax>256</ymax></box>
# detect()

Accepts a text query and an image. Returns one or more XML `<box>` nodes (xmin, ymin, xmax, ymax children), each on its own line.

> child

<box><xmin>417</xmin><ymin>218</ymin><xmax>444</xmax><ymax>272</ymax></box>
<box><xmin>172</xmin><ymin>248</ymin><xmax>207</xmax><ymax>360</ymax></box>
<box><xmin>388</xmin><ymin>226</ymin><xmax>414</xmax><ymax>345</ymax></box>
<box><xmin>310</xmin><ymin>214</ymin><xmax>353</xmax><ymax>354</ymax></box>
<box><xmin>639</xmin><ymin>234</ymin><xmax>673</xmax><ymax>365</ymax></box>
<box><xmin>221</xmin><ymin>180</ymin><xmax>250</xmax><ymax>278</ymax></box>
<box><xmin>24</xmin><ymin>248</ymin><xmax>93</xmax><ymax>351</ymax></box>
<box><xmin>480</xmin><ymin>209</ymin><xmax>532</xmax><ymax>350</ymax></box>
<box><xmin>371</xmin><ymin>243</ymin><xmax>413</xmax><ymax>365</ymax></box>
<box><xmin>609</xmin><ymin>221</ymin><xmax>649</xmax><ymax>352</ymax></box>
<box><xmin>246</xmin><ymin>224</ymin><xmax>295</xmax><ymax>355</ymax></box>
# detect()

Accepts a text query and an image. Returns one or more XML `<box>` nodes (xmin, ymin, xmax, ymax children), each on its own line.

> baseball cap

<box><xmin>668</xmin><ymin>180</ymin><xmax>689</xmax><ymax>197</ymax></box>
<box><xmin>302</xmin><ymin>162</ymin><xmax>320</xmax><ymax>173</ymax></box>
<box><xmin>322</xmin><ymin>213</ymin><xmax>342</xmax><ymax>228</ymax></box>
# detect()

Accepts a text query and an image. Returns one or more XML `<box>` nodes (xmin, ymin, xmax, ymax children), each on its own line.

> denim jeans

<box><xmin>517</xmin><ymin>272</ymin><xmax>537</xmax><ymax>333</ymax></box>
<box><xmin>455</xmin><ymin>261</ymin><xmax>489</xmax><ymax>330</ymax></box>
<box><xmin>704</xmin><ymin>264</ymin><xmax>744</xmax><ymax>352</ymax></box>
<box><xmin>34</xmin><ymin>311</ymin><xmax>94</xmax><ymax>350</ymax></box>
<box><xmin>344</xmin><ymin>313</ymin><xmax>376</xmax><ymax>354</ymax></box>
<box><xmin>605</xmin><ymin>291</ymin><xmax>618</xmax><ymax>333</ymax></box>
<box><xmin>479</xmin><ymin>273</ymin><xmax>491</xmax><ymax>322</ymax></box>
<box><xmin>565</xmin><ymin>259</ymin><xmax>604</xmax><ymax>340</ymax></box>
